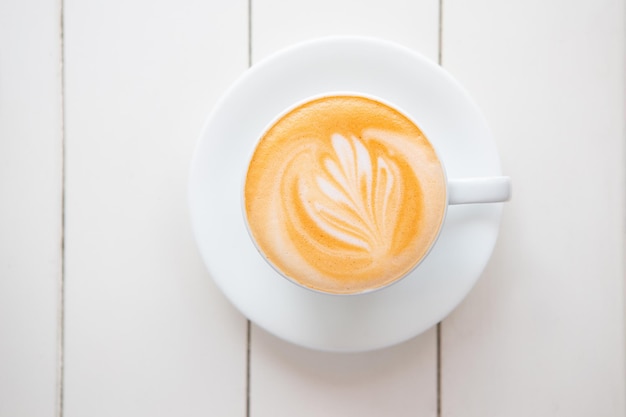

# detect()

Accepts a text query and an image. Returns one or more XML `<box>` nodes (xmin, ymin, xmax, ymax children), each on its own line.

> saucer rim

<box><xmin>189</xmin><ymin>36</ymin><xmax>504</xmax><ymax>352</ymax></box>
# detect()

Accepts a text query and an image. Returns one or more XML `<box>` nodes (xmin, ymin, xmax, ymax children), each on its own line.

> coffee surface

<box><xmin>244</xmin><ymin>95</ymin><xmax>446</xmax><ymax>294</ymax></box>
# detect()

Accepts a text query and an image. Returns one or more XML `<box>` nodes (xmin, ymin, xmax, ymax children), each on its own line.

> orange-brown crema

<box><xmin>244</xmin><ymin>96</ymin><xmax>446</xmax><ymax>294</ymax></box>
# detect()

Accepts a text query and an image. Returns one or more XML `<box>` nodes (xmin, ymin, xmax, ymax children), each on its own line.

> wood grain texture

<box><xmin>251</xmin><ymin>0</ymin><xmax>439</xmax><ymax>62</ymax></box>
<box><xmin>63</xmin><ymin>1</ymin><xmax>249</xmax><ymax>416</ymax></box>
<box><xmin>0</xmin><ymin>0</ymin><xmax>62</xmax><ymax>416</ymax></box>
<box><xmin>440</xmin><ymin>0</ymin><xmax>625</xmax><ymax>415</ymax></box>
<box><xmin>250</xmin><ymin>1</ymin><xmax>440</xmax><ymax>416</ymax></box>
<box><xmin>251</xmin><ymin>327</ymin><xmax>437</xmax><ymax>417</ymax></box>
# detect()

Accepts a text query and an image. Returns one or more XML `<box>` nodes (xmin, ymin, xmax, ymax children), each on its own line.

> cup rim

<box><xmin>240</xmin><ymin>91</ymin><xmax>450</xmax><ymax>296</ymax></box>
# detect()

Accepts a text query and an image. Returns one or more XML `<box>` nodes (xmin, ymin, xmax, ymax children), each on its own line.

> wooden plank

<box><xmin>251</xmin><ymin>328</ymin><xmax>437</xmax><ymax>416</ymax></box>
<box><xmin>0</xmin><ymin>0</ymin><xmax>62</xmax><ymax>416</ymax></box>
<box><xmin>252</xmin><ymin>0</ymin><xmax>439</xmax><ymax>62</ymax></box>
<box><xmin>63</xmin><ymin>1</ymin><xmax>249</xmax><ymax>416</ymax></box>
<box><xmin>440</xmin><ymin>0</ymin><xmax>625</xmax><ymax>415</ymax></box>
<box><xmin>250</xmin><ymin>1</ymin><xmax>439</xmax><ymax>416</ymax></box>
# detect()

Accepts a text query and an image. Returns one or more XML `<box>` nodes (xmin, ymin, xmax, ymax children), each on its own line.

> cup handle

<box><xmin>448</xmin><ymin>177</ymin><xmax>512</xmax><ymax>205</ymax></box>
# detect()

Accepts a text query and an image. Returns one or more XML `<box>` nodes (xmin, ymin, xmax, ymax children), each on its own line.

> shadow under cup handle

<box><xmin>447</xmin><ymin>176</ymin><xmax>512</xmax><ymax>205</ymax></box>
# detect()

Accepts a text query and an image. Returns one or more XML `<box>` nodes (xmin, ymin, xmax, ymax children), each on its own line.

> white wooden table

<box><xmin>1</xmin><ymin>0</ymin><xmax>624</xmax><ymax>416</ymax></box>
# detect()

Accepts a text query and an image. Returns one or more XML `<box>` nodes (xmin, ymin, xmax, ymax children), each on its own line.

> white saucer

<box><xmin>189</xmin><ymin>37</ymin><xmax>504</xmax><ymax>352</ymax></box>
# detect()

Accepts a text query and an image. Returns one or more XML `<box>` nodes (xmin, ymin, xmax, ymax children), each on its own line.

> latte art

<box><xmin>284</xmin><ymin>132</ymin><xmax>423</xmax><ymax>272</ymax></box>
<box><xmin>294</xmin><ymin>133</ymin><xmax>410</xmax><ymax>254</ymax></box>
<box><xmin>244</xmin><ymin>96</ymin><xmax>446</xmax><ymax>294</ymax></box>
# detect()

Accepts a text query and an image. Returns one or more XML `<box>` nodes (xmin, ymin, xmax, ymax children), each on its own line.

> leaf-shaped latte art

<box><xmin>278</xmin><ymin>128</ymin><xmax>428</xmax><ymax>284</ymax></box>
<box><xmin>244</xmin><ymin>95</ymin><xmax>446</xmax><ymax>294</ymax></box>
<box><xmin>296</xmin><ymin>134</ymin><xmax>402</xmax><ymax>255</ymax></box>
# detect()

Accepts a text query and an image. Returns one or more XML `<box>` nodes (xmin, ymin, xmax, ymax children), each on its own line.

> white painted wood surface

<box><xmin>63</xmin><ymin>1</ymin><xmax>248</xmax><ymax>416</ymax></box>
<box><xmin>1</xmin><ymin>0</ymin><xmax>624</xmax><ymax>416</ymax></box>
<box><xmin>250</xmin><ymin>1</ymin><xmax>439</xmax><ymax>416</ymax></box>
<box><xmin>251</xmin><ymin>0</ymin><xmax>439</xmax><ymax>63</ymax></box>
<box><xmin>441</xmin><ymin>0</ymin><xmax>625</xmax><ymax>416</ymax></box>
<box><xmin>0</xmin><ymin>0</ymin><xmax>62</xmax><ymax>416</ymax></box>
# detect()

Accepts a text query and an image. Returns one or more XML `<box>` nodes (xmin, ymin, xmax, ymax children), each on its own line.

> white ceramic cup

<box><xmin>189</xmin><ymin>36</ymin><xmax>511</xmax><ymax>350</ymax></box>
<box><xmin>242</xmin><ymin>92</ymin><xmax>511</xmax><ymax>295</ymax></box>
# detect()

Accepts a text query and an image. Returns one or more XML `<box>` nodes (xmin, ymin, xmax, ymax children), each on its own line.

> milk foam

<box><xmin>300</xmin><ymin>133</ymin><xmax>398</xmax><ymax>253</ymax></box>
<box><xmin>244</xmin><ymin>96</ymin><xmax>446</xmax><ymax>294</ymax></box>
